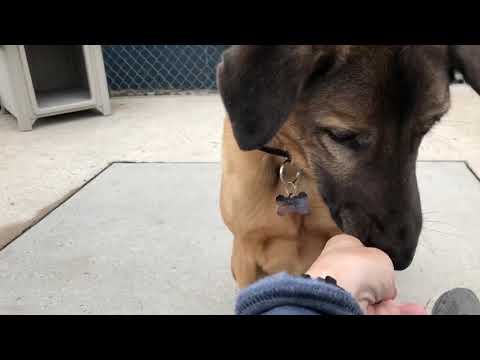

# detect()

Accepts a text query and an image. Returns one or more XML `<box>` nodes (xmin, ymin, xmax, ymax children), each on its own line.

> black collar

<box><xmin>259</xmin><ymin>146</ymin><xmax>292</xmax><ymax>163</ymax></box>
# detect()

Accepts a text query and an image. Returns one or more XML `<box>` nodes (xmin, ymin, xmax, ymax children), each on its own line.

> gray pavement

<box><xmin>0</xmin><ymin>162</ymin><xmax>479</xmax><ymax>314</ymax></box>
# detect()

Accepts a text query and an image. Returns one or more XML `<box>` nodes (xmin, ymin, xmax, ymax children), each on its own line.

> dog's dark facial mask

<box><xmin>217</xmin><ymin>45</ymin><xmax>480</xmax><ymax>271</ymax></box>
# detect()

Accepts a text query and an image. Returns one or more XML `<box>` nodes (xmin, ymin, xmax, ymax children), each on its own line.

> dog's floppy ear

<box><xmin>450</xmin><ymin>46</ymin><xmax>480</xmax><ymax>95</ymax></box>
<box><xmin>217</xmin><ymin>45</ymin><xmax>335</xmax><ymax>151</ymax></box>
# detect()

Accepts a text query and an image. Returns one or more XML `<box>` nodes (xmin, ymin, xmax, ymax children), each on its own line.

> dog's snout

<box><xmin>336</xmin><ymin>204</ymin><xmax>422</xmax><ymax>272</ymax></box>
<box><xmin>397</xmin><ymin>227</ymin><xmax>408</xmax><ymax>242</ymax></box>
<box><xmin>388</xmin><ymin>250</ymin><xmax>416</xmax><ymax>271</ymax></box>
<box><xmin>377</xmin><ymin>212</ymin><xmax>421</xmax><ymax>269</ymax></box>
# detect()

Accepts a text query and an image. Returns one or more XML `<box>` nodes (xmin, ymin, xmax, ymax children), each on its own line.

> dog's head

<box><xmin>217</xmin><ymin>45</ymin><xmax>480</xmax><ymax>270</ymax></box>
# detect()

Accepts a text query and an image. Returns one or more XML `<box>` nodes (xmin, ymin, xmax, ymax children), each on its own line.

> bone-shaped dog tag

<box><xmin>276</xmin><ymin>192</ymin><xmax>311</xmax><ymax>217</ymax></box>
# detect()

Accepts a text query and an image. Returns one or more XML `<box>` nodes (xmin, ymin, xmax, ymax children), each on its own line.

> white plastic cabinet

<box><xmin>0</xmin><ymin>45</ymin><xmax>111</xmax><ymax>131</ymax></box>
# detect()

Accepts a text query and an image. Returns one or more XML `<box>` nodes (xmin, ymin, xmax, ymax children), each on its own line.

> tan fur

<box><xmin>221</xmin><ymin>118</ymin><xmax>341</xmax><ymax>289</ymax></box>
<box><xmin>218</xmin><ymin>45</ymin><xmax>469</xmax><ymax>278</ymax></box>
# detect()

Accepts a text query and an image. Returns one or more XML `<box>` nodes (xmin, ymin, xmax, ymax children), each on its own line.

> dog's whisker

<box><xmin>424</xmin><ymin>225</ymin><xmax>458</xmax><ymax>233</ymax></box>
<box><xmin>422</xmin><ymin>211</ymin><xmax>442</xmax><ymax>217</ymax></box>
<box><xmin>422</xmin><ymin>227</ymin><xmax>462</xmax><ymax>238</ymax></box>
<box><xmin>424</xmin><ymin>220</ymin><xmax>453</xmax><ymax>226</ymax></box>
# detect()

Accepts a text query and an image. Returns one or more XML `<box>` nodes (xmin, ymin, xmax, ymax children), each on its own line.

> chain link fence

<box><xmin>102</xmin><ymin>45</ymin><xmax>229</xmax><ymax>96</ymax></box>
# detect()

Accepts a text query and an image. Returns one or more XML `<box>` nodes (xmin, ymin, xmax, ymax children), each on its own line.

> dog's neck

<box><xmin>222</xmin><ymin>118</ymin><xmax>315</xmax><ymax>198</ymax></box>
<box><xmin>269</xmin><ymin>122</ymin><xmax>314</xmax><ymax>184</ymax></box>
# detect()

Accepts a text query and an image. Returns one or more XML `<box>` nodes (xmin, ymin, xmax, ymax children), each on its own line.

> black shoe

<box><xmin>432</xmin><ymin>288</ymin><xmax>480</xmax><ymax>316</ymax></box>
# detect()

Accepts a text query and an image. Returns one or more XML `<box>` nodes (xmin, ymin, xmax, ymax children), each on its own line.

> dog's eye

<box><xmin>326</xmin><ymin>129</ymin><xmax>359</xmax><ymax>144</ymax></box>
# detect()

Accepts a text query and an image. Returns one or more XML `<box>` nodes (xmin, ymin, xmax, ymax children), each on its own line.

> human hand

<box><xmin>306</xmin><ymin>235</ymin><xmax>427</xmax><ymax>315</ymax></box>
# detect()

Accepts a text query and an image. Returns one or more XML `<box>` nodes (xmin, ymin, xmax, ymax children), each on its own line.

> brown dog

<box><xmin>217</xmin><ymin>45</ymin><xmax>480</xmax><ymax>289</ymax></box>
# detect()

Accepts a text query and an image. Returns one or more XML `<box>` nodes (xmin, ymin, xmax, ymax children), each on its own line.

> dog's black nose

<box><xmin>379</xmin><ymin>213</ymin><xmax>422</xmax><ymax>271</ymax></box>
<box><xmin>392</xmin><ymin>254</ymin><xmax>415</xmax><ymax>271</ymax></box>
<box><xmin>383</xmin><ymin>242</ymin><xmax>418</xmax><ymax>271</ymax></box>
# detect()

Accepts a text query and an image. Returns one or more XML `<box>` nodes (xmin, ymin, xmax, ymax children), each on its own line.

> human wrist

<box><xmin>306</xmin><ymin>266</ymin><xmax>362</xmax><ymax>302</ymax></box>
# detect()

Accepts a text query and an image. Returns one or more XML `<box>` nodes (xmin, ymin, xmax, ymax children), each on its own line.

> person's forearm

<box><xmin>235</xmin><ymin>273</ymin><xmax>364</xmax><ymax>316</ymax></box>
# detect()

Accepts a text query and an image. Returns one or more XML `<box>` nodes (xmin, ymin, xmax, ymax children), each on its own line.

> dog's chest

<box><xmin>221</xmin><ymin>119</ymin><xmax>341</xmax><ymax>277</ymax></box>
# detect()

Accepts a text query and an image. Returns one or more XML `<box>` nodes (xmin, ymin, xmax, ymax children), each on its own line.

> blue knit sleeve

<box><xmin>235</xmin><ymin>273</ymin><xmax>364</xmax><ymax>316</ymax></box>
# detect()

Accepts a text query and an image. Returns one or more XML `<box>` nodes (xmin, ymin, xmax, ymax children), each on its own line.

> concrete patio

<box><xmin>1</xmin><ymin>86</ymin><xmax>480</xmax><ymax>314</ymax></box>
